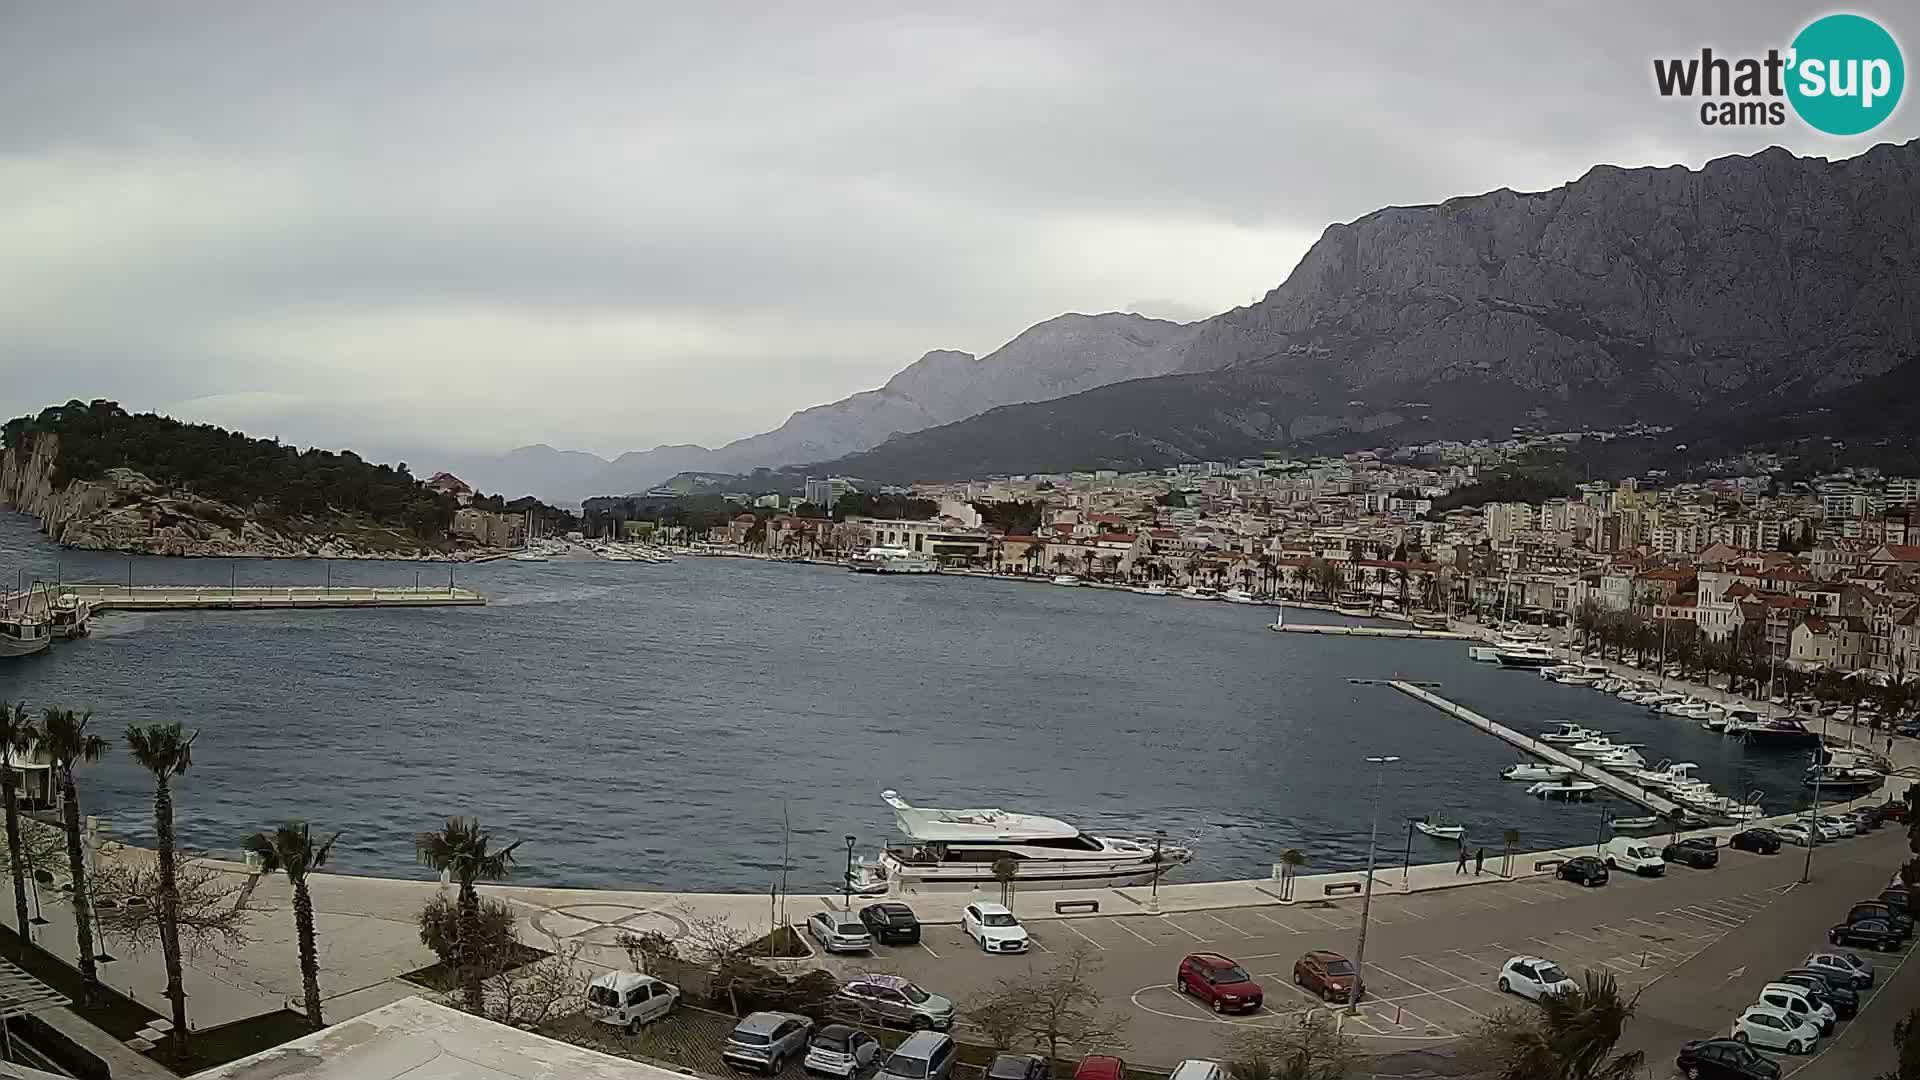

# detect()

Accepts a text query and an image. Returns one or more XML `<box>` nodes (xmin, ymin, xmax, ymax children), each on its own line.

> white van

<box><xmin>1601</xmin><ymin>838</ymin><xmax>1665</xmax><ymax>876</ymax></box>
<box><xmin>585</xmin><ymin>972</ymin><xmax>680</xmax><ymax>1034</ymax></box>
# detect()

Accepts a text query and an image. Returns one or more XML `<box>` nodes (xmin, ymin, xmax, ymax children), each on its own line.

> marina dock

<box><xmin>1388</xmin><ymin>679</ymin><xmax>1683</xmax><ymax>817</ymax></box>
<box><xmin>1270</xmin><ymin>622</ymin><xmax>1471</xmax><ymax>640</ymax></box>
<box><xmin>4</xmin><ymin>582</ymin><xmax>485</xmax><ymax>612</ymax></box>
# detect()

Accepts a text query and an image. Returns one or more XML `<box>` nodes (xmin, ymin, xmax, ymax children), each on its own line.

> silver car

<box><xmin>808</xmin><ymin>909</ymin><xmax>873</xmax><ymax>953</ymax></box>
<box><xmin>724</xmin><ymin>1010</ymin><xmax>815</xmax><ymax>1075</ymax></box>
<box><xmin>833</xmin><ymin>973</ymin><xmax>955</xmax><ymax>1030</ymax></box>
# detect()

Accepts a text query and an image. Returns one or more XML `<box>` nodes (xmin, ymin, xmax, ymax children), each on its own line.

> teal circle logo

<box><xmin>1787</xmin><ymin>14</ymin><xmax>1904</xmax><ymax>135</ymax></box>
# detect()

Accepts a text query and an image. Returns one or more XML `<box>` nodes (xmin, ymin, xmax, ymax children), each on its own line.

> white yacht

<box><xmin>1568</xmin><ymin>736</ymin><xmax>1637</xmax><ymax>758</ymax></box>
<box><xmin>1133</xmin><ymin>584</ymin><xmax>1170</xmax><ymax>596</ymax></box>
<box><xmin>1494</xmin><ymin>643</ymin><xmax>1559</xmax><ymax>669</ymax></box>
<box><xmin>0</xmin><ymin>614</ymin><xmax>51</xmax><ymax>659</ymax></box>
<box><xmin>851</xmin><ymin>547</ymin><xmax>938</xmax><ymax>574</ymax></box>
<box><xmin>1639</xmin><ymin>692</ymin><xmax>1685</xmax><ymax>711</ymax></box>
<box><xmin>1590</xmin><ymin>747</ymin><xmax>1648</xmax><ymax>771</ymax></box>
<box><xmin>1539</xmin><ymin>723</ymin><xmax>1602</xmax><ymax>745</ymax></box>
<box><xmin>1179</xmin><ymin>586</ymin><xmax>1219</xmax><ymax>600</ymax></box>
<box><xmin>1221</xmin><ymin>588</ymin><xmax>1261</xmax><ymax>604</ymax></box>
<box><xmin>1528</xmin><ymin>780</ymin><xmax>1599</xmax><ymax>801</ymax></box>
<box><xmin>1626</xmin><ymin>761</ymin><xmax>1702</xmax><ymax>791</ymax></box>
<box><xmin>846</xmin><ymin>790</ymin><xmax>1192</xmax><ymax>893</ymax></box>
<box><xmin>1502</xmin><ymin>762</ymin><xmax>1575</xmax><ymax>781</ymax></box>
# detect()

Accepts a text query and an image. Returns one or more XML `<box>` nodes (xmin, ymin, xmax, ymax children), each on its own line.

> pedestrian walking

<box><xmin>1474</xmin><ymin>847</ymin><xmax>1486</xmax><ymax>876</ymax></box>
<box><xmin>1456</xmin><ymin>846</ymin><xmax>1469</xmax><ymax>874</ymax></box>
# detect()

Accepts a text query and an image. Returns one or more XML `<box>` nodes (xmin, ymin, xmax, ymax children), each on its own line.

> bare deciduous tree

<box><xmin>616</xmin><ymin>928</ymin><xmax>678</xmax><ymax>974</ymax></box>
<box><xmin>967</xmin><ymin>944</ymin><xmax>1127</xmax><ymax>1062</ymax></box>
<box><xmin>90</xmin><ymin>854</ymin><xmax>251</xmax><ymax>960</ymax></box>
<box><xmin>1226</xmin><ymin>1012</ymin><xmax>1355</xmax><ymax>1080</ymax></box>
<box><xmin>484</xmin><ymin>942</ymin><xmax>585</xmax><ymax>1029</ymax></box>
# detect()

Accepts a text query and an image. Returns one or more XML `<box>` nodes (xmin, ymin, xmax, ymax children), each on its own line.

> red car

<box><xmin>1177</xmin><ymin>952</ymin><xmax>1264</xmax><ymax>1014</ymax></box>
<box><xmin>1073</xmin><ymin>1056</ymin><xmax>1126</xmax><ymax>1080</ymax></box>
<box><xmin>1294</xmin><ymin>950</ymin><xmax>1363</xmax><ymax>1003</ymax></box>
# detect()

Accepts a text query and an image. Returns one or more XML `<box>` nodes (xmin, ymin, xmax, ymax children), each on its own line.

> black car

<box><xmin>986</xmin><ymin>1054</ymin><xmax>1050</xmax><ymax>1080</ymax></box>
<box><xmin>1728</xmin><ymin>828</ymin><xmax>1781</xmax><ymax>854</ymax></box>
<box><xmin>857</xmin><ymin>902</ymin><xmax>922</xmax><ymax>945</ymax></box>
<box><xmin>1847</xmin><ymin>900</ymin><xmax>1916</xmax><ymax>936</ymax></box>
<box><xmin>1675</xmin><ymin>1037</ymin><xmax>1780</xmax><ymax>1079</ymax></box>
<box><xmin>1558</xmin><ymin>856</ymin><xmax>1609</xmax><ymax>887</ymax></box>
<box><xmin>1663</xmin><ymin>837</ymin><xmax>1719</xmax><ymax>869</ymax></box>
<box><xmin>1777</xmin><ymin>970</ymin><xmax>1858</xmax><ymax>1018</ymax></box>
<box><xmin>1881</xmin><ymin>885</ymin><xmax>1912</xmax><ymax>909</ymax></box>
<box><xmin>1831</xmin><ymin>918</ymin><xmax>1904</xmax><ymax>951</ymax></box>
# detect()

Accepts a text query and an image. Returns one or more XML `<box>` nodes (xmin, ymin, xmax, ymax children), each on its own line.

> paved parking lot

<box><xmin>799</xmin><ymin>832</ymin><xmax>1888</xmax><ymax>1064</ymax></box>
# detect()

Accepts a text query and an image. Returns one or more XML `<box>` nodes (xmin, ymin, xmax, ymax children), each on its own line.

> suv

<box><xmin>807</xmin><ymin>910</ymin><xmax>873</xmax><ymax>953</ymax></box>
<box><xmin>1602</xmin><ymin>838</ymin><xmax>1665</xmax><ymax>876</ymax></box>
<box><xmin>1177</xmin><ymin>952</ymin><xmax>1263</xmax><ymax>1014</ymax></box>
<box><xmin>833</xmin><ymin>974</ymin><xmax>955</xmax><ymax>1031</ymax></box>
<box><xmin>724</xmin><ymin>1011</ymin><xmax>815</xmax><ymax>1075</ymax></box>
<box><xmin>1497</xmin><ymin>956</ymin><xmax>1575</xmax><ymax>1001</ymax></box>
<box><xmin>1662</xmin><ymin>836</ymin><xmax>1719</xmax><ymax>869</ymax></box>
<box><xmin>880</xmin><ymin>1031</ymin><xmax>956</xmax><ymax>1080</ymax></box>
<box><xmin>1293</xmin><ymin>950</ymin><xmax>1362</xmax><ymax>1003</ymax></box>
<box><xmin>1728</xmin><ymin>828</ymin><xmax>1781</xmax><ymax>854</ymax></box>
<box><xmin>859</xmin><ymin>902</ymin><xmax>922</xmax><ymax>945</ymax></box>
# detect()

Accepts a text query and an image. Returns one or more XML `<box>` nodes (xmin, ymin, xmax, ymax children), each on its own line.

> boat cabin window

<box><xmin>1019</xmin><ymin>835</ymin><xmax>1103</xmax><ymax>851</ymax></box>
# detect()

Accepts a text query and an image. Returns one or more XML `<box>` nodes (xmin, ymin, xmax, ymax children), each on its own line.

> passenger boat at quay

<box><xmin>849</xmin><ymin>547</ymin><xmax>938</xmax><ymax>574</ymax></box>
<box><xmin>846</xmin><ymin>790</ymin><xmax>1192</xmax><ymax>894</ymax></box>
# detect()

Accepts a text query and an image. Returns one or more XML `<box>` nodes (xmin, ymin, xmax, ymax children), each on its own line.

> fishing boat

<box><xmin>1413</xmin><ymin>816</ymin><xmax>1466</xmax><ymax>841</ymax></box>
<box><xmin>0</xmin><ymin>613</ymin><xmax>51</xmax><ymax>659</ymax></box>
<box><xmin>1528</xmin><ymin>780</ymin><xmax>1600</xmax><ymax>802</ymax></box>
<box><xmin>1502</xmin><ymin>762</ymin><xmax>1575</xmax><ymax>781</ymax></box>
<box><xmin>1568</xmin><ymin>736</ymin><xmax>1637</xmax><ymax>758</ymax></box>
<box><xmin>48</xmin><ymin>594</ymin><xmax>92</xmax><ymax>640</ymax></box>
<box><xmin>850</xmin><ymin>547</ymin><xmax>938</xmax><ymax>574</ymax></box>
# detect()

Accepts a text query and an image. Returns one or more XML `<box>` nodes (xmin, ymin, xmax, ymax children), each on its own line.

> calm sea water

<box><xmin>0</xmin><ymin>512</ymin><xmax>1817</xmax><ymax>893</ymax></box>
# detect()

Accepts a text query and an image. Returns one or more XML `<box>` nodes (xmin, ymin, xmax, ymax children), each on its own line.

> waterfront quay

<box><xmin>3</xmin><ymin>581</ymin><xmax>485</xmax><ymax>613</ymax></box>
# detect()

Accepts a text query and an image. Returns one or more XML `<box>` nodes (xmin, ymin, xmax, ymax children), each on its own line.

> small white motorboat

<box><xmin>1221</xmin><ymin>588</ymin><xmax>1261</xmax><ymax>604</ymax></box>
<box><xmin>1528</xmin><ymin>780</ymin><xmax>1600</xmax><ymax>801</ymax></box>
<box><xmin>1568</xmin><ymin>736</ymin><xmax>1635</xmax><ymax>758</ymax></box>
<box><xmin>1591</xmin><ymin>747</ymin><xmax>1647</xmax><ymax>771</ymax></box>
<box><xmin>1413</xmin><ymin>817</ymin><xmax>1467</xmax><ymax>841</ymax></box>
<box><xmin>1611</xmin><ymin>816</ymin><xmax>1660</xmax><ymax>831</ymax></box>
<box><xmin>1133</xmin><ymin>584</ymin><xmax>1169</xmax><ymax>596</ymax></box>
<box><xmin>1539</xmin><ymin>723</ymin><xmax>1600</xmax><ymax>745</ymax></box>
<box><xmin>1052</xmin><ymin>575</ymin><xmax>1083</xmax><ymax>586</ymax></box>
<box><xmin>1502</xmin><ymin>763</ymin><xmax>1574</xmax><ymax>781</ymax></box>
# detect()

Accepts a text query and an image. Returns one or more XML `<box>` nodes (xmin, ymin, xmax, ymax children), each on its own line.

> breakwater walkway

<box><xmin>4</xmin><ymin>582</ymin><xmax>485</xmax><ymax>612</ymax></box>
<box><xmin>1270</xmin><ymin>622</ymin><xmax>1470</xmax><ymax>640</ymax></box>
<box><xmin>1388</xmin><ymin>679</ymin><xmax>1684</xmax><ymax>817</ymax></box>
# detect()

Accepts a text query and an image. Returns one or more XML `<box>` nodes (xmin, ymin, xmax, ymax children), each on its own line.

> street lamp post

<box><xmin>1149</xmin><ymin>829</ymin><xmax>1167</xmax><ymax>914</ymax></box>
<box><xmin>1401</xmin><ymin>817</ymin><xmax>1417</xmax><ymax>888</ymax></box>
<box><xmin>1803</xmin><ymin>710</ymin><xmax>1833</xmax><ymax>884</ymax></box>
<box><xmin>843</xmin><ymin>835</ymin><xmax>857</xmax><ymax>910</ymax></box>
<box><xmin>1350</xmin><ymin>754</ymin><xmax>1400</xmax><ymax>1013</ymax></box>
<box><xmin>1594</xmin><ymin>806</ymin><xmax>1614</xmax><ymax>854</ymax></box>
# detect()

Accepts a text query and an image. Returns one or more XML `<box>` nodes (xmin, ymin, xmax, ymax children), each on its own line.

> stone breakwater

<box><xmin>0</xmin><ymin>440</ymin><xmax>476</xmax><ymax>561</ymax></box>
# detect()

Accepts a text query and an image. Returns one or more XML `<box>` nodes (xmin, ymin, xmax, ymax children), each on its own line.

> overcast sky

<box><xmin>3</xmin><ymin>3</ymin><xmax>1913</xmax><ymax>464</ymax></box>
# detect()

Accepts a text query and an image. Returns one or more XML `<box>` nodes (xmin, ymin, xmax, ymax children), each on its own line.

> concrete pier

<box><xmin>1269</xmin><ymin>622</ymin><xmax>1471</xmax><ymax>640</ymax></box>
<box><xmin>1388</xmin><ymin>679</ymin><xmax>1684</xmax><ymax>817</ymax></box>
<box><xmin>5</xmin><ymin>582</ymin><xmax>484</xmax><ymax>612</ymax></box>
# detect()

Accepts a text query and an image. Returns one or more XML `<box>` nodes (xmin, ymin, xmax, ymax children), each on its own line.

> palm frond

<box><xmin>125</xmin><ymin>722</ymin><xmax>195</xmax><ymax>778</ymax></box>
<box><xmin>0</xmin><ymin>702</ymin><xmax>42</xmax><ymax>763</ymax></box>
<box><xmin>41</xmin><ymin>708</ymin><xmax>110</xmax><ymax>767</ymax></box>
<box><xmin>414</xmin><ymin>817</ymin><xmax>519</xmax><ymax>886</ymax></box>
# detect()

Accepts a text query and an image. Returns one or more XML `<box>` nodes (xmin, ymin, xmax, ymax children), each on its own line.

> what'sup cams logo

<box><xmin>1654</xmin><ymin>12</ymin><xmax>1903</xmax><ymax>134</ymax></box>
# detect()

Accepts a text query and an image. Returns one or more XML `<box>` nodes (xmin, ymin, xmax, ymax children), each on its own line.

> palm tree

<box><xmin>415</xmin><ymin>817</ymin><xmax>521</xmax><ymax>1010</ymax></box>
<box><xmin>1481</xmin><ymin>970</ymin><xmax>1645</xmax><ymax>1080</ymax></box>
<box><xmin>1395</xmin><ymin>566</ymin><xmax>1412</xmax><ymax>611</ymax></box>
<box><xmin>125</xmin><ymin>721</ymin><xmax>197</xmax><ymax>1057</ymax></box>
<box><xmin>1051</xmin><ymin>552</ymin><xmax>1073</xmax><ymax>575</ymax></box>
<box><xmin>243</xmin><ymin>823</ymin><xmax>339</xmax><ymax>1030</ymax></box>
<box><xmin>41</xmin><ymin>708</ymin><xmax>108</xmax><ymax>1004</ymax></box>
<box><xmin>1</xmin><ymin>702</ymin><xmax>41</xmax><ymax>949</ymax></box>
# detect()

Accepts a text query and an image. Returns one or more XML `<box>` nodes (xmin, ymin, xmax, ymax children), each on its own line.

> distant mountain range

<box><xmin>444</xmin><ymin>139</ymin><xmax>1920</xmax><ymax>499</ymax></box>
<box><xmin>437</xmin><ymin>312</ymin><xmax>1196</xmax><ymax>503</ymax></box>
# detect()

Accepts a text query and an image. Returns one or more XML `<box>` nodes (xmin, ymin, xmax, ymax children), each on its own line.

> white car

<box><xmin>1732</xmin><ymin>1004</ymin><xmax>1821</xmax><ymax>1054</ymax></box>
<box><xmin>807</xmin><ymin>910</ymin><xmax>873</xmax><ymax>953</ymax></box>
<box><xmin>1816</xmin><ymin>815</ymin><xmax>1858</xmax><ymax>838</ymax></box>
<box><xmin>1757</xmin><ymin>983</ymin><xmax>1835</xmax><ymax>1035</ymax></box>
<box><xmin>1776</xmin><ymin>822</ymin><xmax>1815</xmax><ymax>846</ymax></box>
<box><xmin>585</xmin><ymin>971</ymin><xmax>679</xmax><ymax>1034</ymax></box>
<box><xmin>1811</xmin><ymin>819</ymin><xmax>1845</xmax><ymax>843</ymax></box>
<box><xmin>961</xmin><ymin>902</ymin><xmax>1031</xmax><ymax>954</ymax></box>
<box><xmin>1496</xmin><ymin>956</ymin><xmax>1576</xmax><ymax>1001</ymax></box>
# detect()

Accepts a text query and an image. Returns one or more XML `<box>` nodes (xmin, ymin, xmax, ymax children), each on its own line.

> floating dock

<box><xmin>5</xmin><ymin>583</ymin><xmax>484</xmax><ymax>612</ymax></box>
<box><xmin>1388</xmin><ymin>679</ymin><xmax>1682</xmax><ymax>817</ymax></box>
<box><xmin>1269</xmin><ymin>622</ymin><xmax>1471</xmax><ymax>640</ymax></box>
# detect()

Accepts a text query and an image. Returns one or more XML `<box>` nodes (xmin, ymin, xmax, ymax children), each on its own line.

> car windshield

<box><xmin>1536</xmin><ymin>964</ymin><xmax>1567</xmax><ymax>983</ymax></box>
<box><xmin>732</xmin><ymin>1032</ymin><xmax>772</xmax><ymax>1047</ymax></box>
<box><xmin>886</xmin><ymin>1055</ymin><xmax>930</xmax><ymax>1079</ymax></box>
<box><xmin>984</xmin><ymin>913</ymin><xmax>1018</xmax><ymax>927</ymax></box>
<box><xmin>1324</xmin><ymin>959</ymin><xmax>1355</xmax><ymax>975</ymax></box>
<box><xmin>988</xmin><ymin>1057</ymin><xmax>1031</xmax><ymax>1080</ymax></box>
<box><xmin>1213</xmin><ymin>965</ymin><xmax>1251</xmax><ymax>982</ymax></box>
<box><xmin>587</xmin><ymin>985</ymin><xmax>618</xmax><ymax>1006</ymax></box>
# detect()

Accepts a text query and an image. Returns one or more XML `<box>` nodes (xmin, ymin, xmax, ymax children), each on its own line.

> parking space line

<box><xmin>1249</xmin><ymin>910</ymin><xmax>1306</xmax><ymax>933</ymax></box>
<box><xmin>1291</xmin><ymin>906</ymin><xmax>1348</xmax><ymax>930</ymax></box>
<box><xmin>1341</xmin><ymin>1012</ymin><xmax>1385</xmax><ymax>1035</ymax></box>
<box><xmin>917</xmin><ymin>939</ymin><xmax>941</xmax><ymax>959</ymax></box>
<box><xmin>1164</xmin><ymin>918</ymin><xmax>1208</xmax><ymax>943</ymax></box>
<box><xmin>1559</xmin><ymin>928</ymin><xmax>1604</xmax><ymax>944</ymax></box>
<box><xmin>1698</xmin><ymin>900</ymin><xmax>1754</xmax><ymax>920</ymax></box>
<box><xmin>1401</xmin><ymin>955</ymin><xmax>1474</xmax><ymax>989</ymax></box>
<box><xmin>1028</xmin><ymin>934</ymin><xmax>1053</xmax><ymax>953</ymax></box>
<box><xmin>1056</xmin><ymin>920</ymin><xmax>1106</xmax><ymax>951</ymax></box>
<box><xmin>1677</xmin><ymin>906</ymin><xmax>1744</xmax><ymax>929</ymax></box>
<box><xmin>1111</xmin><ymin>919</ymin><xmax>1157</xmax><ymax>946</ymax></box>
<box><xmin>1204</xmin><ymin>913</ymin><xmax>1257</xmax><ymax>939</ymax></box>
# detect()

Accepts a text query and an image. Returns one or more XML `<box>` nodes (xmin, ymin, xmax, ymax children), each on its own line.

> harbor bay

<box><xmin>0</xmin><ymin>512</ymin><xmax>1820</xmax><ymax>895</ymax></box>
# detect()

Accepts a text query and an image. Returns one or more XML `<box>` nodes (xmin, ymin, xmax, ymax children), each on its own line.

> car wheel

<box><xmin>626</xmin><ymin>1018</ymin><xmax>642</xmax><ymax>1036</ymax></box>
<box><xmin>1685</xmin><ymin>1067</ymin><xmax>1701</xmax><ymax>1080</ymax></box>
<box><xmin>1211</xmin><ymin>998</ymin><xmax>1225</xmax><ymax>1014</ymax></box>
<box><xmin>769</xmin><ymin>1055</ymin><xmax>784</xmax><ymax>1075</ymax></box>
<box><xmin>1787</xmin><ymin>1040</ymin><xmax>1803</xmax><ymax>1055</ymax></box>
<box><xmin>1733</xmin><ymin>1031</ymin><xmax>1748</xmax><ymax>1044</ymax></box>
<box><xmin>1498</xmin><ymin>977</ymin><xmax>1511</xmax><ymax>994</ymax></box>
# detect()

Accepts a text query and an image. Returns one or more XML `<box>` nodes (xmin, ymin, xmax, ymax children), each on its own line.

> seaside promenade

<box><xmin>2</xmin><ymin>583</ymin><xmax>485</xmax><ymax>613</ymax></box>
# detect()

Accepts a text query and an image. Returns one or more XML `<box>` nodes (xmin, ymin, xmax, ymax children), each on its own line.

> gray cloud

<box><xmin>2</xmin><ymin>2</ymin><xmax>1913</xmax><ymax>460</ymax></box>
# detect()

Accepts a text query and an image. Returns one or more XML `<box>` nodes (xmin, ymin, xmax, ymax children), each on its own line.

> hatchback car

<box><xmin>859</xmin><ymin>902</ymin><xmax>922</xmax><ymax>945</ymax></box>
<box><xmin>1176</xmin><ymin>952</ymin><xmax>1263</xmax><ymax>1014</ymax></box>
<box><xmin>803</xmin><ymin>1025</ymin><xmax>880</xmax><ymax>1079</ymax></box>
<box><xmin>1847</xmin><ymin>900</ymin><xmax>1914</xmax><ymax>936</ymax></box>
<box><xmin>1293</xmin><ymin>950</ymin><xmax>1362</xmax><ymax>1002</ymax></box>
<box><xmin>1496</xmin><ymin>956</ymin><xmax>1575</xmax><ymax>1001</ymax></box>
<box><xmin>1776</xmin><ymin>970</ymin><xmax>1857</xmax><ymax>1019</ymax></box>
<box><xmin>1558</xmin><ymin>855</ymin><xmax>1609</xmax><ymax>887</ymax></box>
<box><xmin>1730</xmin><ymin>1005</ymin><xmax>1820</xmax><ymax>1054</ymax></box>
<box><xmin>1803</xmin><ymin>950</ymin><xmax>1875</xmax><ymax>989</ymax></box>
<box><xmin>808</xmin><ymin>910</ymin><xmax>874</xmax><ymax>953</ymax></box>
<box><xmin>1072</xmin><ymin>1055</ymin><xmax>1126</xmax><ymax>1080</ymax></box>
<box><xmin>833</xmin><ymin>974</ymin><xmax>954</xmax><ymax>1031</ymax></box>
<box><xmin>986</xmin><ymin>1055</ymin><xmax>1049</xmax><ymax>1080</ymax></box>
<box><xmin>1755</xmin><ymin>983</ymin><xmax>1834</xmax><ymax>1035</ymax></box>
<box><xmin>1728</xmin><ymin>828</ymin><xmax>1781</xmax><ymax>854</ymax></box>
<box><xmin>962</xmin><ymin>902</ymin><xmax>1031</xmax><ymax>954</ymax></box>
<box><xmin>1848</xmin><ymin>806</ymin><xmax>1883</xmax><ymax>831</ymax></box>
<box><xmin>1675</xmin><ymin>1037</ymin><xmax>1780</xmax><ymax>1079</ymax></box>
<box><xmin>1816</xmin><ymin>815</ymin><xmax>1857</xmax><ymax>838</ymax></box>
<box><xmin>1775</xmin><ymin>823</ymin><xmax>1815</xmax><ymax>847</ymax></box>
<box><xmin>1830</xmin><ymin>918</ymin><xmax>1903</xmax><ymax>951</ymax></box>
<box><xmin>1881</xmin><ymin>799</ymin><xmax>1910</xmax><ymax>820</ymax></box>
<box><xmin>1663</xmin><ymin>837</ymin><xmax>1719</xmax><ymax>869</ymax></box>
<box><xmin>724</xmin><ymin>1011</ymin><xmax>815</xmax><ymax>1075</ymax></box>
